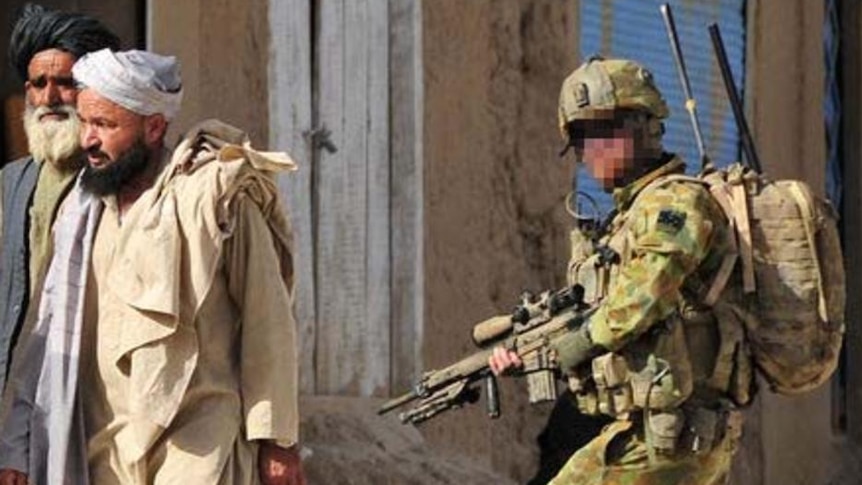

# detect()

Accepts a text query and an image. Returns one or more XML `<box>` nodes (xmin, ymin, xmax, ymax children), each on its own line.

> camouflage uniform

<box><xmin>551</xmin><ymin>57</ymin><xmax>750</xmax><ymax>485</ymax></box>
<box><xmin>553</xmin><ymin>156</ymin><xmax>746</xmax><ymax>484</ymax></box>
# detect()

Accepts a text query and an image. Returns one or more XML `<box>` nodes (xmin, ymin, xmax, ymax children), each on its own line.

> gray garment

<box><xmin>0</xmin><ymin>178</ymin><xmax>100</xmax><ymax>485</ymax></box>
<box><xmin>0</xmin><ymin>157</ymin><xmax>39</xmax><ymax>392</ymax></box>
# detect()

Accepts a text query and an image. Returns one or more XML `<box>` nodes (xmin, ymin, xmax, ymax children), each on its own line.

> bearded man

<box><xmin>0</xmin><ymin>48</ymin><xmax>304</xmax><ymax>485</ymax></box>
<box><xmin>0</xmin><ymin>3</ymin><xmax>119</xmax><ymax>394</ymax></box>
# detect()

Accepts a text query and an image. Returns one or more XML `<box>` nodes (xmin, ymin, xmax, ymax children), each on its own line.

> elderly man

<box><xmin>0</xmin><ymin>3</ymin><xmax>119</xmax><ymax>395</ymax></box>
<box><xmin>0</xmin><ymin>49</ymin><xmax>304</xmax><ymax>485</ymax></box>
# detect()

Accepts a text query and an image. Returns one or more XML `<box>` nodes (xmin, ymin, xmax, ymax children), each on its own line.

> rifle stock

<box><xmin>378</xmin><ymin>286</ymin><xmax>594</xmax><ymax>425</ymax></box>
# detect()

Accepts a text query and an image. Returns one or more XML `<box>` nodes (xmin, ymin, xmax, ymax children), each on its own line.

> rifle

<box><xmin>378</xmin><ymin>285</ymin><xmax>595</xmax><ymax>425</ymax></box>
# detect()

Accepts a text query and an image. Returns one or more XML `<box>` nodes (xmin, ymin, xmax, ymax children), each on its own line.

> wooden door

<box><xmin>269</xmin><ymin>0</ymin><xmax>422</xmax><ymax>397</ymax></box>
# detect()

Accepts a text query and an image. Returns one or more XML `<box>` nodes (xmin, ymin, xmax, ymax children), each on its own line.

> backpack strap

<box><xmin>627</xmin><ymin>173</ymin><xmax>742</xmax><ymax>306</ymax></box>
<box><xmin>786</xmin><ymin>182</ymin><xmax>828</xmax><ymax>322</ymax></box>
<box><xmin>699</xmin><ymin>169</ymin><xmax>758</xmax><ymax>300</ymax></box>
<box><xmin>730</xmin><ymin>178</ymin><xmax>756</xmax><ymax>294</ymax></box>
<box><xmin>703</xmin><ymin>232</ymin><xmax>738</xmax><ymax>306</ymax></box>
<box><xmin>696</xmin><ymin>173</ymin><xmax>740</xmax><ymax>305</ymax></box>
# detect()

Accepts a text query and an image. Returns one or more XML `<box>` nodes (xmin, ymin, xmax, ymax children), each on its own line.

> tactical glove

<box><xmin>554</xmin><ymin>324</ymin><xmax>602</xmax><ymax>373</ymax></box>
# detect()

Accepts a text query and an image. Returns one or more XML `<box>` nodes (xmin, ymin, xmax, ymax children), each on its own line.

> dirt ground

<box><xmin>299</xmin><ymin>396</ymin><xmax>517</xmax><ymax>484</ymax></box>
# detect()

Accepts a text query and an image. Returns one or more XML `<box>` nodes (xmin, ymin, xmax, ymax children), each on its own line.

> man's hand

<box><xmin>258</xmin><ymin>442</ymin><xmax>306</xmax><ymax>485</ymax></box>
<box><xmin>0</xmin><ymin>469</ymin><xmax>28</xmax><ymax>485</ymax></box>
<box><xmin>489</xmin><ymin>346</ymin><xmax>523</xmax><ymax>376</ymax></box>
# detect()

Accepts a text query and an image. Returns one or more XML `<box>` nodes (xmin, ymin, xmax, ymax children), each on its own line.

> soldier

<box><xmin>490</xmin><ymin>57</ymin><xmax>750</xmax><ymax>484</ymax></box>
<box><xmin>0</xmin><ymin>4</ymin><xmax>120</xmax><ymax>395</ymax></box>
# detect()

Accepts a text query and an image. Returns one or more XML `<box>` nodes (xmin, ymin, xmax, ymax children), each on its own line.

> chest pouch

<box><xmin>567</xmin><ymin>365</ymin><xmax>601</xmax><ymax>415</ymax></box>
<box><xmin>625</xmin><ymin>314</ymin><xmax>694</xmax><ymax>411</ymax></box>
<box><xmin>592</xmin><ymin>353</ymin><xmax>634</xmax><ymax>416</ymax></box>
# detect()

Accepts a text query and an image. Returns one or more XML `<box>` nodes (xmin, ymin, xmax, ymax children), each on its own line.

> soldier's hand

<box><xmin>489</xmin><ymin>346</ymin><xmax>523</xmax><ymax>376</ymax></box>
<box><xmin>0</xmin><ymin>469</ymin><xmax>28</xmax><ymax>485</ymax></box>
<box><xmin>258</xmin><ymin>442</ymin><xmax>306</xmax><ymax>485</ymax></box>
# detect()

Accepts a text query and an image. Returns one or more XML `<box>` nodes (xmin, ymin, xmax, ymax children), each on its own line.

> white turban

<box><xmin>72</xmin><ymin>48</ymin><xmax>183</xmax><ymax>120</ymax></box>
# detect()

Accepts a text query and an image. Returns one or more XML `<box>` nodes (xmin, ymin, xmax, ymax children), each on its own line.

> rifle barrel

<box><xmin>378</xmin><ymin>389</ymin><xmax>418</xmax><ymax>416</ymax></box>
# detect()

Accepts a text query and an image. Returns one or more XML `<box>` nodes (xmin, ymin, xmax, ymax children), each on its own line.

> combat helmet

<box><xmin>558</xmin><ymin>56</ymin><xmax>669</xmax><ymax>142</ymax></box>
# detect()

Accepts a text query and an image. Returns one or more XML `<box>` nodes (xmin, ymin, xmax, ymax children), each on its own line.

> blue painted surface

<box><xmin>824</xmin><ymin>0</ymin><xmax>842</xmax><ymax>207</ymax></box>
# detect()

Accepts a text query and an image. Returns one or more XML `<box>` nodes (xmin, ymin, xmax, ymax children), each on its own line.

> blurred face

<box><xmin>77</xmin><ymin>88</ymin><xmax>151</xmax><ymax>195</ymax></box>
<box><xmin>582</xmin><ymin>134</ymin><xmax>637</xmax><ymax>192</ymax></box>
<box><xmin>568</xmin><ymin>111</ymin><xmax>659</xmax><ymax>192</ymax></box>
<box><xmin>22</xmin><ymin>49</ymin><xmax>81</xmax><ymax>165</ymax></box>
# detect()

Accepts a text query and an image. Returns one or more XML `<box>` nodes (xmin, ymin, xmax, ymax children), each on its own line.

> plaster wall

<box><xmin>421</xmin><ymin>1</ymin><xmax>579</xmax><ymax>480</ymax></box>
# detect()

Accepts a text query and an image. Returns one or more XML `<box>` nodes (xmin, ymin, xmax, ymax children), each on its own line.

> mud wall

<box><xmin>421</xmin><ymin>1</ymin><xmax>579</xmax><ymax>481</ymax></box>
<box><xmin>148</xmin><ymin>0</ymin><xmax>270</xmax><ymax>146</ymax></box>
<box><xmin>748</xmin><ymin>1</ymin><xmax>842</xmax><ymax>484</ymax></box>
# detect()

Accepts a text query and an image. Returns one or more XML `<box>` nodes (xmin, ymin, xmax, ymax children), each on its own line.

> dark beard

<box><xmin>81</xmin><ymin>139</ymin><xmax>151</xmax><ymax>196</ymax></box>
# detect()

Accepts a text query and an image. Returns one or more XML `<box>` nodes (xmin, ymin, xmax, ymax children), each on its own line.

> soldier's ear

<box><xmin>643</xmin><ymin>117</ymin><xmax>663</xmax><ymax>137</ymax></box>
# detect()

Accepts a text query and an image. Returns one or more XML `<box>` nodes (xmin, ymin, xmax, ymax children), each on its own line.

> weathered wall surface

<box><xmin>835</xmin><ymin>0</ymin><xmax>862</xmax><ymax>483</ymax></box>
<box><xmin>149</xmin><ymin>0</ymin><xmax>270</xmax><ymax>146</ymax></box>
<box><xmin>421</xmin><ymin>1</ymin><xmax>579</xmax><ymax>481</ymax></box>
<box><xmin>749</xmin><ymin>0</ymin><xmax>825</xmax><ymax>191</ymax></box>
<box><xmin>748</xmin><ymin>1</ymin><xmax>842</xmax><ymax>485</ymax></box>
<box><xmin>844</xmin><ymin>0</ymin><xmax>862</xmax><ymax>453</ymax></box>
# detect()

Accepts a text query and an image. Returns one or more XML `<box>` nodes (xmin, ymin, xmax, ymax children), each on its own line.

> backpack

<box><xmin>698</xmin><ymin>163</ymin><xmax>846</xmax><ymax>395</ymax></box>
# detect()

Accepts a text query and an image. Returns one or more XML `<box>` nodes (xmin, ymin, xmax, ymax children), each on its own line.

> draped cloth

<box><xmin>0</xmin><ymin>176</ymin><xmax>102</xmax><ymax>485</ymax></box>
<box><xmin>0</xmin><ymin>119</ymin><xmax>299</xmax><ymax>484</ymax></box>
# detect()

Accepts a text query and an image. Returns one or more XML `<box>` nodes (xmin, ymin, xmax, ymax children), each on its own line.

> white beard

<box><xmin>23</xmin><ymin>104</ymin><xmax>81</xmax><ymax>166</ymax></box>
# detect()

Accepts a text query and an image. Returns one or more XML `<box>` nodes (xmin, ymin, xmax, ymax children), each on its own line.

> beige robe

<box><xmin>78</xmin><ymin>125</ymin><xmax>299</xmax><ymax>484</ymax></box>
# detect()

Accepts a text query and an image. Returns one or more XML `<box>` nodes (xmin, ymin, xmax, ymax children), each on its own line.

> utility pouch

<box><xmin>628</xmin><ymin>317</ymin><xmax>693</xmax><ymax>410</ymax></box>
<box><xmin>681</xmin><ymin>407</ymin><xmax>719</xmax><ymax>455</ymax></box>
<box><xmin>567</xmin><ymin>238</ymin><xmax>601</xmax><ymax>305</ymax></box>
<box><xmin>592</xmin><ymin>353</ymin><xmax>634</xmax><ymax>415</ymax></box>
<box><xmin>647</xmin><ymin>409</ymin><xmax>685</xmax><ymax>451</ymax></box>
<box><xmin>567</xmin><ymin>367</ymin><xmax>601</xmax><ymax>415</ymax></box>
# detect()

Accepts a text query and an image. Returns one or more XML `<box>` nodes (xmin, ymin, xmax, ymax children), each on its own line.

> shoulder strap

<box><xmin>701</xmin><ymin>170</ymin><xmax>755</xmax><ymax>296</ymax></box>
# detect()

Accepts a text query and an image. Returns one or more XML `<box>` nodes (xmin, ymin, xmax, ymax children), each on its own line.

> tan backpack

<box><xmin>566</xmin><ymin>162</ymin><xmax>845</xmax><ymax>396</ymax></box>
<box><xmin>698</xmin><ymin>163</ymin><xmax>846</xmax><ymax>395</ymax></box>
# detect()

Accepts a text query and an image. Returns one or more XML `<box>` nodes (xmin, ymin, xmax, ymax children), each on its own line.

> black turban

<box><xmin>8</xmin><ymin>3</ymin><xmax>121</xmax><ymax>81</ymax></box>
